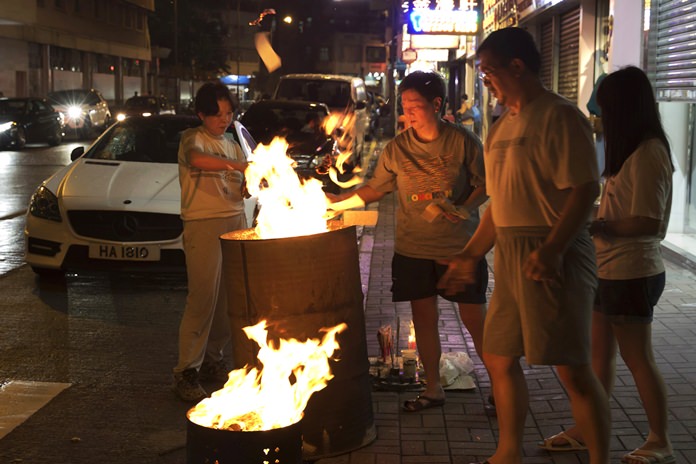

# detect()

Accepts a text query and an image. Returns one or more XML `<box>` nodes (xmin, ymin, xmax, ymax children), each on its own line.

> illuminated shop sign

<box><xmin>407</xmin><ymin>0</ymin><xmax>479</xmax><ymax>35</ymax></box>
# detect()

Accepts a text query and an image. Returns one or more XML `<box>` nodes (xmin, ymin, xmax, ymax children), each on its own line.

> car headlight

<box><xmin>29</xmin><ymin>185</ymin><xmax>62</xmax><ymax>222</ymax></box>
<box><xmin>142</xmin><ymin>112</ymin><xmax>152</xmax><ymax>117</ymax></box>
<box><xmin>0</xmin><ymin>121</ymin><xmax>15</xmax><ymax>133</ymax></box>
<box><xmin>67</xmin><ymin>106</ymin><xmax>82</xmax><ymax>119</ymax></box>
<box><xmin>116</xmin><ymin>113</ymin><xmax>126</xmax><ymax>121</ymax></box>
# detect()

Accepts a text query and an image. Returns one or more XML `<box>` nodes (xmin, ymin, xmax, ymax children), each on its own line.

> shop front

<box><xmin>645</xmin><ymin>0</ymin><xmax>696</xmax><ymax>264</ymax></box>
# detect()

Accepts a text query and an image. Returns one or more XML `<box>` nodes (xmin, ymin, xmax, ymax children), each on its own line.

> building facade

<box><xmin>0</xmin><ymin>0</ymin><xmax>153</xmax><ymax>104</ymax></box>
<box><xmin>399</xmin><ymin>0</ymin><xmax>696</xmax><ymax>264</ymax></box>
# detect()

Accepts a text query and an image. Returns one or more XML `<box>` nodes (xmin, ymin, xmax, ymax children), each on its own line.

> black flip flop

<box><xmin>402</xmin><ymin>395</ymin><xmax>445</xmax><ymax>412</ymax></box>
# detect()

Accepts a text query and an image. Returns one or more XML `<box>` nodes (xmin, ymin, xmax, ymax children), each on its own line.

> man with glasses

<box><xmin>439</xmin><ymin>27</ymin><xmax>610</xmax><ymax>464</ymax></box>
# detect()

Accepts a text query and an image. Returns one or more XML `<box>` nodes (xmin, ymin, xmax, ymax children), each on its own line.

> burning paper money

<box><xmin>254</xmin><ymin>32</ymin><xmax>282</xmax><ymax>72</ymax></box>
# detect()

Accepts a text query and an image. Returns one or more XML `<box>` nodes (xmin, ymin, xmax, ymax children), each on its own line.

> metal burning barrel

<box><xmin>220</xmin><ymin>224</ymin><xmax>376</xmax><ymax>460</ymax></box>
<box><xmin>186</xmin><ymin>414</ymin><xmax>303</xmax><ymax>464</ymax></box>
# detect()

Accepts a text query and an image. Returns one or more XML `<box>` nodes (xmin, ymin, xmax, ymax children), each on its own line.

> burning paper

<box><xmin>255</xmin><ymin>32</ymin><xmax>282</xmax><ymax>72</ymax></box>
<box><xmin>249</xmin><ymin>8</ymin><xmax>276</xmax><ymax>26</ymax></box>
<box><xmin>245</xmin><ymin>138</ymin><xmax>329</xmax><ymax>239</ymax></box>
<box><xmin>188</xmin><ymin>320</ymin><xmax>347</xmax><ymax>432</ymax></box>
<box><xmin>322</xmin><ymin>112</ymin><xmax>363</xmax><ymax>189</ymax></box>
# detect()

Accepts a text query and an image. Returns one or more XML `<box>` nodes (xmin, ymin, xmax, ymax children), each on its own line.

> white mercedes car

<box><xmin>24</xmin><ymin>115</ymin><xmax>258</xmax><ymax>277</ymax></box>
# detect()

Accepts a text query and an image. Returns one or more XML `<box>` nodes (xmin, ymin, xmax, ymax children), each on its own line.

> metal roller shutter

<box><xmin>651</xmin><ymin>0</ymin><xmax>696</xmax><ymax>101</ymax></box>
<box><xmin>557</xmin><ymin>6</ymin><xmax>580</xmax><ymax>101</ymax></box>
<box><xmin>540</xmin><ymin>20</ymin><xmax>554</xmax><ymax>90</ymax></box>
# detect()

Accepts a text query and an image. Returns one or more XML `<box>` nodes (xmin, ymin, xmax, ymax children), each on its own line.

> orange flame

<box><xmin>322</xmin><ymin>112</ymin><xmax>363</xmax><ymax>188</ymax></box>
<box><xmin>188</xmin><ymin>320</ymin><xmax>347</xmax><ymax>432</ymax></box>
<box><xmin>245</xmin><ymin>138</ymin><xmax>329</xmax><ymax>239</ymax></box>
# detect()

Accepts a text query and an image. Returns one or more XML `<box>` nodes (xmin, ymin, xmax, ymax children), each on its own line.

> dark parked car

<box><xmin>114</xmin><ymin>95</ymin><xmax>175</xmax><ymax>121</ymax></box>
<box><xmin>0</xmin><ymin>97</ymin><xmax>63</xmax><ymax>149</ymax></box>
<box><xmin>239</xmin><ymin>99</ymin><xmax>348</xmax><ymax>193</ymax></box>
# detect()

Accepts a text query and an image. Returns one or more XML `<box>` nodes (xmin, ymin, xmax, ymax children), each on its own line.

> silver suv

<box><xmin>47</xmin><ymin>89</ymin><xmax>112</xmax><ymax>136</ymax></box>
<box><xmin>274</xmin><ymin>74</ymin><xmax>369</xmax><ymax>169</ymax></box>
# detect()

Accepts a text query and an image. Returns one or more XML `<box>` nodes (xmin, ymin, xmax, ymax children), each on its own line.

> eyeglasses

<box><xmin>478</xmin><ymin>68</ymin><xmax>499</xmax><ymax>81</ymax></box>
<box><xmin>478</xmin><ymin>60</ymin><xmax>511</xmax><ymax>81</ymax></box>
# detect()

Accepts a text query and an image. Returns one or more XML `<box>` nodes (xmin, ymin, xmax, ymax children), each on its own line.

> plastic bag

<box><xmin>439</xmin><ymin>352</ymin><xmax>474</xmax><ymax>386</ymax></box>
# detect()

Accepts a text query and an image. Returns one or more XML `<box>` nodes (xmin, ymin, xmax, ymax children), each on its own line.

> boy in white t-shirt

<box><xmin>173</xmin><ymin>82</ymin><xmax>248</xmax><ymax>402</ymax></box>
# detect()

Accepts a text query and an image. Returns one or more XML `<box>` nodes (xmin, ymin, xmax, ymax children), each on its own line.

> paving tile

<box><xmin>347</xmin><ymin>191</ymin><xmax>696</xmax><ymax>463</ymax></box>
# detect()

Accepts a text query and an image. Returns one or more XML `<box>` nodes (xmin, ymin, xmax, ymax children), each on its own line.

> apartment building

<box><xmin>0</xmin><ymin>0</ymin><xmax>153</xmax><ymax>103</ymax></box>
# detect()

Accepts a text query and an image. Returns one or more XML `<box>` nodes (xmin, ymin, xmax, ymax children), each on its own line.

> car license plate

<box><xmin>88</xmin><ymin>244</ymin><xmax>160</xmax><ymax>261</ymax></box>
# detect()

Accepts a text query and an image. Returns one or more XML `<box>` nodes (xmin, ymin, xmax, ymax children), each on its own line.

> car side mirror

<box><xmin>70</xmin><ymin>146</ymin><xmax>85</xmax><ymax>161</ymax></box>
<box><xmin>355</xmin><ymin>101</ymin><xmax>367</xmax><ymax>110</ymax></box>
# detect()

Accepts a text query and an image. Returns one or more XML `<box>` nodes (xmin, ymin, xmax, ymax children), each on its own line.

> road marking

<box><xmin>0</xmin><ymin>380</ymin><xmax>71</xmax><ymax>440</ymax></box>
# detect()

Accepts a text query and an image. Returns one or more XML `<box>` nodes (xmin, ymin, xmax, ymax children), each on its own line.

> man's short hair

<box><xmin>195</xmin><ymin>82</ymin><xmax>235</xmax><ymax>116</ymax></box>
<box><xmin>398</xmin><ymin>71</ymin><xmax>447</xmax><ymax>102</ymax></box>
<box><xmin>476</xmin><ymin>27</ymin><xmax>541</xmax><ymax>75</ymax></box>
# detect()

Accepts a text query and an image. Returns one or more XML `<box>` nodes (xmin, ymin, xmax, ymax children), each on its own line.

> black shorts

<box><xmin>391</xmin><ymin>252</ymin><xmax>488</xmax><ymax>304</ymax></box>
<box><xmin>595</xmin><ymin>272</ymin><xmax>665</xmax><ymax>324</ymax></box>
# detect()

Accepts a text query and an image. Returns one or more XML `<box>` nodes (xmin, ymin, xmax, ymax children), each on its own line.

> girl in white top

<box><xmin>543</xmin><ymin>66</ymin><xmax>675</xmax><ymax>464</ymax></box>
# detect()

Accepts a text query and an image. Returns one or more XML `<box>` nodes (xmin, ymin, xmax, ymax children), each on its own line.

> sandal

<box><xmin>538</xmin><ymin>431</ymin><xmax>587</xmax><ymax>452</ymax></box>
<box><xmin>402</xmin><ymin>395</ymin><xmax>445</xmax><ymax>412</ymax></box>
<box><xmin>621</xmin><ymin>448</ymin><xmax>675</xmax><ymax>464</ymax></box>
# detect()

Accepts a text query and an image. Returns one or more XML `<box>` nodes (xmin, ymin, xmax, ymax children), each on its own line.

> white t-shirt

<box><xmin>594</xmin><ymin>138</ymin><xmax>672</xmax><ymax>279</ymax></box>
<box><xmin>178</xmin><ymin>126</ymin><xmax>246</xmax><ymax>221</ymax></box>
<box><xmin>367</xmin><ymin>121</ymin><xmax>485</xmax><ymax>259</ymax></box>
<box><xmin>485</xmin><ymin>91</ymin><xmax>598</xmax><ymax>227</ymax></box>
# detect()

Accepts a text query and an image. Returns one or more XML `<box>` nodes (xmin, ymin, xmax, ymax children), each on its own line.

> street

<box><xmin>3</xmin><ymin>140</ymin><xmax>696</xmax><ymax>464</ymax></box>
<box><xmin>0</xmin><ymin>138</ymin><xmax>196</xmax><ymax>463</ymax></box>
<box><xmin>0</xmin><ymin>140</ymin><xmax>84</xmax><ymax>276</ymax></box>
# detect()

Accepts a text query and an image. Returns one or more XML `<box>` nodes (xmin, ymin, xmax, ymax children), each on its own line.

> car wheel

<box><xmin>13</xmin><ymin>126</ymin><xmax>27</xmax><ymax>149</ymax></box>
<box><xmin>31</xmin><ymin>266</ymin><xmax>65</xmax><ymax>280</ymax></box>
<box><xmin>47</xmin><ymin>125</ymin><xmax>62</xmax><ymax>146</ymax></box>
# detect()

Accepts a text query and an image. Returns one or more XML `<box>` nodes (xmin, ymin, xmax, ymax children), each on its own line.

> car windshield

<box><xmin>241</xmin><ymin>104</ymin><xmax>328</xmax><ymax>145</ymax></box>
<box><xmin>47</xmin><ymin>90</ymin><xmax>90</xmax><ymax>106</ymax></box>
<box><xmin>0</xmin><ymin>99</ymin><xmax>28</xmax><ymax>115</ymax></box>
<box><xmin>275</xmin><ymin>79</ymin><xmax>351</xmax><ymax>108</ymax></box>
<box><xmin>85</xmin><ymin>117</ymin><xmax>201</xmax><ymax>163</ymax></box>
<box><xmin>125</xmin><ymin>96</ymin><xmax>158</xmax><ymax>109</ymax></box>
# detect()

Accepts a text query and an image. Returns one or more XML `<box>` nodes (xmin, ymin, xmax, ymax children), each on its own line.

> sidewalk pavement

<box><xmin>318</xmin><ymin>192</ymin><xmax>696</xmax><ymax>464</ymax></box>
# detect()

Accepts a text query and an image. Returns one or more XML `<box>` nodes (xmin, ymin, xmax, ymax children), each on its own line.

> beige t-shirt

<box><xmin>485</xmin><ymin>91</ymin><xmax>598</xmax><ymax>227</ymax></box>
<box><xmin>595</xmin><ymin>138</ymin><xmax>672</xmax><ymax>279</ymax></box>
<box><xmin>178</xmin><ymin>126</ymin><xmax>246</xmax><ymax>221</ymax></box>
<box><xmin>367</xmin><ymin>121</ymin><xmax>485</xmax><ymax>259</ymax></box>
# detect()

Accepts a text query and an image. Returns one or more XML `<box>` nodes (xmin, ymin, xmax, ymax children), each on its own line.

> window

<box><xmin>124</xmin><ymin>6</ymin><xmax>134</xmax><ymax>29</ymax></box>
<box><xmin>75</xmin><ymin>0</ymin><xmax>93</xmax><ymax>16</ymax></box>
<box><xmin>136</xmin><ymin>10</ymin><xmax>145</xmax><ymax>30</ymax></box>
<box><xmin>319</xmin><ymin>47</ymin><xmax>329</xmax><ymax>62</ymax></box>
<box><xmin>96</xmin><ymin>54</ymin><xmax>116</xmax><ymax>74</ymax></box>
<box><xmin>33</xmin><ymin>100</ymin><xmax>51</xmax><ymax>113</ymax></box>
<box><xmin>95</xmin><ymin>1</ymin><xmax>106</xmax><ymax>20</ymax></box>
<box><xmin>29</xmin><ymin>43</ymin><xmax>42</xmax><ymax>69</ymax></box>
<box><xmin>108</xmin><ymin>2</ymin><xmax>120</xmax><ymax>25</ymax></box>
<box><xmin>366</xmin><ymin>46</ymin><xmax>386</xmax><ymax>63</ymax></box>
<box><xmin>50</xmin><ymin>46</ymin><xmax>82</xmax><ymax>72</ymax></box>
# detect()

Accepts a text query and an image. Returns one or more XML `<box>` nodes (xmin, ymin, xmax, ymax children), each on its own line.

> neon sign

<box><xmin>406</xmin><ymin>0</ymin><xmax>479</xmax><ymax>35</ymax></box>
